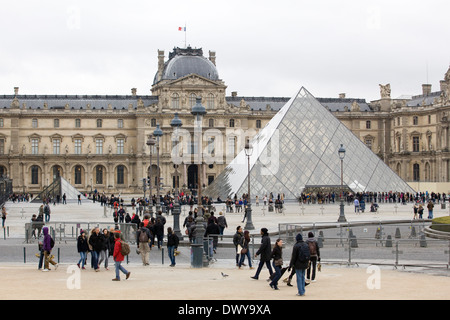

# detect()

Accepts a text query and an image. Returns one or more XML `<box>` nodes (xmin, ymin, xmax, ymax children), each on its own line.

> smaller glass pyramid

<box><xmin>204</xmin><ymin>87</ymin><xmax>415</xmax><ymax>200</ymax></box>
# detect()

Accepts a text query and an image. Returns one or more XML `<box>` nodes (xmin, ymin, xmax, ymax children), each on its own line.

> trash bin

<box><xmin>441</xmin><ymin>203</ymin><xmax>446</xmax><ymax>209</ymax></box>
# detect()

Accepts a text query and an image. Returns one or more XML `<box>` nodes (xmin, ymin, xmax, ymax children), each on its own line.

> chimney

<box><xmin>209</xmin><ymin>50</ymin><xmax>216</xmax><ymax>66</ymax></box>
<box><xmin>14</xmin><ymin>87</ymin><xmax>19</xmax><ymax>96</ymax></box>
<box><xmin>131</xmin><ymin>88</ymin><xmax>137</xmax><ymax>96</ymax></box>
<box><xmin>422</xmin><ymin>84</ymin><xmax>432</xmax><ymax>96</ymax></box>
<box><xmin>157</xmin><ymin>50</ymin><xmax>165</xmax><ymax>82</ymax></box>
<box><xmin>232</xmin><ymin>91</ymin><xmax>238</xmax><ymax>97</ymax></box>
<box><xmin>339</xmin><ymin>93</ymin><xmax>346</xmax><ymax>99</ymax></box>
<box><xmin>440</xmin><ymin>80</ymin><xmax>447</xmax><ymax>92</ymax></box>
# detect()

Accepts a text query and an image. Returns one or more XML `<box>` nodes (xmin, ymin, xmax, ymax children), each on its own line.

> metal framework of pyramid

<box><xmin>204</xmin><ymin>87</ymin><xmax>415</xmax><ymax>200</ymax></box>
<box><xmin>31</xmin><ymin>177</ymin><xmax>87</xmax><ymax>203</ymax></box>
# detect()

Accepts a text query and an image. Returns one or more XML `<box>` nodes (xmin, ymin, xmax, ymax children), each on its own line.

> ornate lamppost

<box><xmin>244</xmin><ymin>141</ymin><xmax>255</xmax><ymax>230</ymax></box>
<box><xmin>170</xmin><ymin>112</ymin><xmax>183</xmax><ymax>239</ymax></box>
<box><xmin>153</xmin><ymin>124</ymin><xmax>163</xmax><ymax>213</ymax></box>
<box><xmin>146</xmin><ymin>136</ymin><xmax>156</xmax><ymax>217</ymax></box>
<box><xmin>337</xmin><ymin>144</ymin><xmax>347</xmax><ymax>223</ymax></box>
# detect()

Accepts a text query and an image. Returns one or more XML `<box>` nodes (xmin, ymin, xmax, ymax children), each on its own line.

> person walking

<box><xmin>1</xmin><ymin>207</ymin><xmax>7</xmax><ymax>228</ymax></box>
<box><xmin>43</xmin><ymin>203</ymin><xmax>51</xmax><ymax>223</ymax></box>
<box><xmin>136</xmin><ymin>222</ymin><xmax>151</xmax><ymax>266</ymax></box>
<box><xmin>251</xmin><ymin>228</ymin><xmax>273</xmax><ymax>280</ymax></box>
<box><xmin>238</xmin><ymin>230</ymin><xmax>253</xmax><ymax>269</ymax></box>
<box><xmin>167</xmin><ymin>227</ymin><xmax>179</xmax><ymax>267</ymax></box>
<box><xmin>233</xmin><ymin>226</ymin><xmax>244</xmax><ymax>266</ymax></box>
<box><xmin>112</xmin><ymin>232</ymin><xmax>131</xmax><ymax>281</ymax></box>
<box><xmin>98</xmin><ymin>228</ymin><xmax>110</xmax><ymax>270</ymax></box>
<box><xmin>77</xmin><ymin>230</ymin><xmax>89</xmax><ymax>269</ymax></box>
<box><xmin>306</xmin><ymin>232</ymin><xmax>320</xmax><ymax>283</ymax></box>
<box><xmin>289</xmin><ymin>233</ymin><xmax>310</xmax><ymax>296</ymax></box>
<box><xmin>154</xmin><ymin>218</ymin><xmax>164</xmax><ymax>249</ymax></box>
<box><xmin>269</xmin><ymin>239</ymin><xmax>283</xmax><ymax>290</ymax></box>
<box><xmin>42</xmin><ymin>226</ymin><xmax>58</xmax><ymax>271</ymax></box>
<box><xmin>413</xmin><ymin>202</ymin><xmax>419</xmax><ymax>220</ymax></box>
<box><xmin>427</xmin><ymin>200</ymin><xmax>434</xmax><ymax>219</ymax></box>
<box><xmin>418</xmin><ymin>203</ymin><xmax>424</xmax><ymax>219</ymax></box>
<box><xmin>88</xmin><ymin>227</ymin><xmax>102</xmax><ymax>272</ymax></box>
<box><xmin>217</xmin><ymin>211</ymin><xmax>228</xmax><ymax>240</ymax></box>
<box><xmin>204</xmin><ymin>220</ymin><xmax>220</xmax><ymax>254</ymax></box>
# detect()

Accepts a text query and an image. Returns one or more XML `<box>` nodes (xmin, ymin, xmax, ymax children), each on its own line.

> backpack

<box><xmin>298</xmin><ymin>242</ymin><xmax>310</xmax><ymax>262</ymax></box>
<box><xmin>50</xmin><ymin>237</ymin><xmax>55</xmax><ymax>249</ymax></box>
<box><xmin>120</xmin><ymin>240</ymin><xmax>130</xmax><ymax>256</ymax></box>
<box><xmin>44</xmin><ymin>205</ymin><xmax>50</xmax><ymax>215</ymax></box>
<box><xmin>139</xmin><ymin>228</ymin><xmax>149</xmax><ymax>243</ymax></box>
<box><xmin>308</xmin><ymin>241</ymin><xmax>317</xmax><ymax>256</ymax></box>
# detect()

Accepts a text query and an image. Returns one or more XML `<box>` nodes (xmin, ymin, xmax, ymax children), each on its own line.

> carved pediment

<box><xmin>169</xmin><ymin>74</ymin><xmax>223</xmax><ymax>88</ymax></box>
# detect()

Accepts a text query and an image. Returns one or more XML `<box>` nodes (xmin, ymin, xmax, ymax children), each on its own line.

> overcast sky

<box><xmin>0</xmin><ymin>0</ymin><xmax>449</xmax><ymax>102</ymax></box>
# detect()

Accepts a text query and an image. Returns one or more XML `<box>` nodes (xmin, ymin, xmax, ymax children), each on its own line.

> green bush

<box><xmin>431</xmin><ymin>216</ymin><xmax>450</xmax><ymax>232</ymax></box>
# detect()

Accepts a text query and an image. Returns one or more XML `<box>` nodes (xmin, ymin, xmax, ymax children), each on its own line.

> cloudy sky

<box><xmin>0</xmin><ymin>0</ymin><xmax>449</xmax><ymax>102</ymax></box>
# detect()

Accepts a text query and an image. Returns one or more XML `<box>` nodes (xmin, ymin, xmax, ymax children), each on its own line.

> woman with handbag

<box><xmin>269</xmin><ymin>238</ymin><xmax>283</xmax><ymax>290</ymax></box>
<box><xmin>238</xmin><ymin>230</ymin><xmax>253</xmax><ymax>269</ymax></box>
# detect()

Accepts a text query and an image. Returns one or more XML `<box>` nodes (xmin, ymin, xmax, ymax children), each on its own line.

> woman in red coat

<box><xmin>112</xmin><ymin>232</ymin><xmax>131</xmax><ymax>281</ymax></box>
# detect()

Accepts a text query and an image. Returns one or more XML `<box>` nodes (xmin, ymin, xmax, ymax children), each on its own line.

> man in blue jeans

<box><xmin>289</xmin><ymin>233</ymin><xmax>310</xmax><ymax>296</ymax></box>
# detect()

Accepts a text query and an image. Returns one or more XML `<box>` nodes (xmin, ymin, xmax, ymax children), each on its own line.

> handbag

<box><xmin>241</xmin><ymin>248</ymin><xmax>248</xmax><ymax>254</ymax></box>
<box><xmin>274</xmin><ymin>258</ymin><xmax>283</xmax><ymax>266</ymax></box>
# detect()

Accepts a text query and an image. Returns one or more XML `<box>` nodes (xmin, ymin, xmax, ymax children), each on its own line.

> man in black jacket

<box><xmin>251</xmin><ymin>228</ymin><xmax>273</xmax><ymax>280</ymax></box>
<box><xmin>289</xmin><ymin>233</ymin><xmax>310</xmax><ymax>296</ymax></box>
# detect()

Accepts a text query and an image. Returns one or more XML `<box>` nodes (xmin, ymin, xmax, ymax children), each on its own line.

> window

<box><xmin>117</xmin><ymin>165</ymin><xmax>125</xmax><ymax>184</ymax></box>
<box><xmin>151</xmin><ymin>118</ymin><xmax>157</xmax><ymax>127</ymax></box>
<box><xmin>364</xmin><ymin>138</ymin><xmax>373</xmax><ymax>151</ymax></box>
<box><xmin>397</xmin><ymin>117</ymin><xmax>400</xmax><ymax>126</ymax></box>
<box><xmin>207</xmin><ymin>93</ymin><xmax>215</xmax><ymax>109</ymax></box>
<box><xmin>95</xmin><ymin>166</ymin><xmax>103</xmax><ymax>184</ymax></box>
<box><xmin>97</xmin><ymin>119</ymin><xmax>102</xmax><ymax>128</ymax></box>
<box><xmin>209</xmin><ymin>119</ymin><xmax>214</xmax><ymax>128</ymax></box>
<box><xmin>117</xmin><ymin>139</ymin><xmax>124</xmax><ymax>154</ymax></box>
<box><xmin>74</xmin><ymin>165</ymin><xmax>82</xmax><ymax>185</ymax></box>
<box><xmin>412</xmin><ymin>136</ymin><xmax>420</xmax><ymax>152</ymax></box>
<box><xmin>96</xmin><ymin>139</ymin><xmax>103</xmax><ymax>154</ymax></box>
<box><xmin>208</xmin><ymin>137</ymin><xmax>215</xmax><ymax>155</ymax></box>
<box><xmin>228</xmin><ymin>136</ymin><xmax>236</xmax><ymax>157</ymax></box>
<box><xmin>0</xmin><ymin>118</ymin><xmax>4</xmax><ymax>127</ymax></box>
<box><xmin>0</xmin><ymin>139</ymin><xmax>4</xmax><ymax>155</ymax></box>
<box><xmin>54</xmin><ymin>119</ymin><xmax>60</xmax><ymax>128</ymax></box>
<box><xmin>189</xmin><ymin>93</ymin><xmax>197</xmax><ymax>107</ymax></box>
<box><xmin>118</xmin><ymin>119</ymin><xmax>124</xmax><ymax>128</ymax></box>
<box><xmin>31</xmin><ymin>139</ymin><xmax>39</xmax><ymax>155</ymax></box>
<box><xmin>53</xmin><ymin>139</ymin><xmax>60</xmax><ymax>155</ymax></box>
<box><xmin>31</xmin><ymin>166</ymin><xmax>39</xmax><ymax>184</ymax></box>
<box><xmin>75</xmin><ymin>119</ymin><xmax>81</xmax><ymax>128</ymax></box>
<box><xmin>428</xmin><ymin>115</ymin><xmax>431</xmax><ymax>124</ymax></box>
<box><xmin>74</xmin><ymin>139</ymin><xmax>82</xmax><ymax>155</ymax></box>
<box><xmin>413</xmin><ymin>163</ymin><xmax>420</xmax><ymax>182</ymax></box>
<box><xmin>32</xmin><ymin>119</ymin><xmax>38</xmax><ymax>128</ymax></box>
<box><xmin>229</xmin><ymin>119</ymin><xmax>235</xmax><ymax>128</ymax></box>
<box><xmin>171</xmin><ymin>93</ymin><xmax>180</xmax><ymax>109</ymax></box>
<box><xmin>413</xmin><ymin>116</ymin><xmax>418</xmax><ymax>125</ymax></box>
<box><xmin>366</xmin><ymin>121</ymin><xmax>371</xmax><ymax>129</ymax></box>
<box><xmin>256</xmin><ymin>120</ymin><xmax>262</xmax><ymax>129</ymax></box>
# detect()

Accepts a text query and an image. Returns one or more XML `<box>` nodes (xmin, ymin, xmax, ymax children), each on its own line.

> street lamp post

<box><xmin>146</xmin><ymin>136</ymin><xmax>156</xmax><ymax>217</ymax></box>
<box><xmin>170</xmin><ymin>112</ymin><xmax>183</xmax><ymax>239</ymax></box>
<box><xmin>337</xmin><ymin>144</ymin><xmax>347</xmax><ymax>223</ymax></box>
<box><xmin>153</xmin><ymin>124</ymin><xmax>163</xmax><ymax>213</ymax></box>
<box><xmin>190</xmin><ymin>97</ymin><xmax>208</xmax><ymax>268</ymax></box>
<box><xmin>244</xmin><ymin>142</ymin><xmax>255</xmax><ymax>230</ymax></box>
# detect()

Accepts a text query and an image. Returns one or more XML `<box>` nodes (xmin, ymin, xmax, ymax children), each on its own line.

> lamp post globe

<box><xmin>244</xmin><ymin>142</ymin><xmax>255</xmax><ymax>230</ymax></box>
<box><xmin>337</xmin><ymin>144</ymin><xmax>347</xmax><ymax>223</ymax></box>
<box><xmin>170</xmin><ymin>113</ymin><xmax>183</xmax><ymax>239</ymax></box>
<box><xmin>146</xmin><ymin>136</ymin><xmax>156</xmax><ymax>216</ymax></box>
<box><xmin>153</xmin><ymin>124</ymin><xmax>163</xmax><ymax>212</ymax></box>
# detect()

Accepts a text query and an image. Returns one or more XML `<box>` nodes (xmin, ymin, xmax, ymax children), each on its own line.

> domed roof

<box><xmin>153</xmin><ymin>47</ymin><xmax>219</xmax><ymax>85</ymax></box>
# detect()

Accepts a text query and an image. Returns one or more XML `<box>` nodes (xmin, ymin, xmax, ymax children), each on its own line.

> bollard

<box><xmin>317</xmin><ymin>236</ymin><xmax>323</xmax><ymax>248</ymax></box>
<box><xmin>375</xmin><ymin>227</ymin><xmax>381</xmax><ymax>239</ymax></box>
<box><xmin>410</xmin><ymin>226</ymin><xmax>417</xmax><ymax>238</ymax></box>
<box><xmin>395</xmin><ymin>228</ymin><xmax>401</xmax><ymax>239</ymax></box>
<box><xmin>161</xmin><ymin>248</ymin><xmax>164</xmax><ymax>265</ymax></box>
<box><xmin>385</xmin><ymin>235</ymin><xmax>393</xmax><ymax>247</ymax></box>
<box><xmin>57</xmin><ymin>247</ymin><xmax>60</xmax><ymax>263</ymax></box>
<box><xmin>23</xmin><ymin>247</ymin><xmax>26</xmax><ymax>263</ymax></box>
<box><xmin>420</xmin><ymin>234</ymin><xmax>427</xmax><ymax>247</ymax></box>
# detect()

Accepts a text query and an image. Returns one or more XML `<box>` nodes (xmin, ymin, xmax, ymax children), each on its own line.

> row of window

<box><xmin>395</xmin><ymin>115</ymin><xmax>433</xmax><ymax>126</ymax></box>
<box><xmin>27</xmin><ymin>138</ymin><xmax>126</xmax><ymax>155</ymax></box>
<box><xmin>27</xmin><ymin>118</ymin><xmax>125</xmax><ymax>129</ymax></box>
<box><xmin>171</xmin><ymin>93</ymin><xmax>215</xmax><ymax>109</ymax></box>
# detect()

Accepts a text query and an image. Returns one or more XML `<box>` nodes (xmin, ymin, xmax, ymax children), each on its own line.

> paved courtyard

<box><xmin>1</xmin><ymin>198</ymin><xmax>450</xmax><ymax>301</ymax></box>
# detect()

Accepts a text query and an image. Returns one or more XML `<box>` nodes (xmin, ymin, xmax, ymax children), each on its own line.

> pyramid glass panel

<box><xmin>204</xmin><ymin>87</ymin><xmax>415</xmax><ymax>200</ymax></box>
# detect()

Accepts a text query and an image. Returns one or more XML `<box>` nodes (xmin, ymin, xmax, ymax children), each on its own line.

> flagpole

<box><xmin>184</xmin><ymin>22</ymin><xmax>187</xmax><ymax>48</ymax></box>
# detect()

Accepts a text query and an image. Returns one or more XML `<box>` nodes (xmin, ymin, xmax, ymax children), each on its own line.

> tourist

<box><xmin>204</xmin><ymin>219</ymin><xmax>220</xmax><ymax>254</ymax></box>
<box><xmin>167</xmin><ymin>227</ymin><xmax>179</xmax><ymax>267</ymax></box>
<box><xmin>413</xmin><ymin>202</ymin><xmax>419</xmax><ymax>220</ymax></box>
<box><xmin>289</xmin><ymin>233</ymin><xmax>310</xmax><ymax>296</ymax></box>
<box><xmin>269</xmin><ymin>239</ymin><xmax>283</xmax><ymax>290</ymax></box>
<box><xmin>42</xmin><ymin>226</ymin><xmax>58</xmax><ymax>271</ymax></box>
<box><xmin>136</xmin><ymin>222</ymin><xmax>151</xmax><ymax>266</ymax></box>
<box><xmin>1</xmin><ymin>207</ymin><xmax>7</xmax><ymax>228</ymax></box>
<box><xmin>233</xmin><ymin>226</ymin><xmax>244</xmax><ymax>266</ymax></box>
<box><xmin>88</xmin><ymin>227</ymin><xmax>102</xmax><ymax>271</ymax></box>
<box><xmin>306</xmin><ymin>232</ymin><xmax>320</xmax><ymax>283</ymax></box>
<box><xmin>98</xmin><ymin>228</ymin><xmax>110</xmax><ymax>270</ymax></box>
<box><xmin>238</xmin><ymin>230</ymin><xmax>253</xmax><ymax>269</ymax></box>
<box><xmin>77</xmin><ymin>230</ymin><xmax>89</xmax><ymax>269</ymax></box>
<box><xmin>217</xmin><ymin>211</ymin><xmax>228</xmax><ymax>240</ymax></box>
<box><xmin>43</xmin><ymin>203</ymin><xmax>51</xmax><ymax>222</ymax></box>
<box><xmin>251</xmin><ymin>228</ymin><xmax>273</xmax><ymax>280</ymax></box>
<box><xmin>112</xmin><ymin>232</ymin><xmax>130</xmax><ymax>281</ymax></box>
<box><xmin>427</xmin><ymin>200</ymin><xmax>434</xmax><ymax>219</ymax></box>
<box><xmin>418</xmin><ymin>203</ymin><xmax>424</xmax><ymax>219</ymax></box>
<box><xmin>154</xmin><ymin>217</ymin><xmax>164</xmax><ymax>249</ymax></box>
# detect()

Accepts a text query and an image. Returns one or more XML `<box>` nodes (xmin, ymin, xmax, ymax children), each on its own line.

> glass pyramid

<box><xmin>31</xmin><ymin>177</ymin><xmax>87</xmax><ymax>203</ymax></box>
<box><xmin>204</xmin><ymin>87</ymin><xmax>415</xmax><ymax>200</ymax></box>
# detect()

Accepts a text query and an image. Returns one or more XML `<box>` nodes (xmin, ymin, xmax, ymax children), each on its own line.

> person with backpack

<box><xmin>167</xmin><ymin>227</ymin><xmax>179</xmax><ymax>267</ymax></box>
<box><xmin>306</xmin><ymin>232</ymin><xmax>320</xmax><ymax>283</ymax></box>
<box><xmin>288</xmin><ymin>233</ymin><xmax>310</xmax><ymax>296</ymax></box>
<box><xmin>136</xmin><ymin>222</ymin><xmax>151</xmax><ymax>266</ymax></box>
<box><xmin>112</xmin><ymin>232</ymin><xmax>131</xmax><ymax>281</ymax></box>
<box><xmin>42</xmin><ymin>226</ymin><xmax>58</xmax><ymax>271</ymax></box>
<box><xmin>77</xmin><ymin>230</ymin><xmax>89</xmax><ymax>269</ymax></box>
<box><xmin>43</xmin><ymin>203</ymin><xmax>51</xmax><ymax>223</ymax></box>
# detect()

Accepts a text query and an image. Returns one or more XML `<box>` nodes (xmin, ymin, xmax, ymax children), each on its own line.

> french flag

<box><xmin>178</xmin><ymin>26</ymin><xmax>186</xmax><ymax>31</ymax></box>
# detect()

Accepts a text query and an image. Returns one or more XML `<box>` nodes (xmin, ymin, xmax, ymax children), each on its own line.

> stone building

<box><xmin>0</xmin><ymin>46</ymin><xmax>449</xmax><ymax>195</ymax></box>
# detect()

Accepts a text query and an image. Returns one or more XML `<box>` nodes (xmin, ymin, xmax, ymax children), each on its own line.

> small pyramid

<box><xmin>205</xmin><ymin>87</ymin><xmax>414</xmax><ymax>200</ymax></box>
<box><xmin>31</xmin><ymin>177</ymin><xmax>87</xmax><ymax>203</ymax></box>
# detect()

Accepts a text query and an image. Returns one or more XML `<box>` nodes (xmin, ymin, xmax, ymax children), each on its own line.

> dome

<box><xmin>153</xmin><ymin>47</ymin><xmax>219</xmax><ymax>85</ymax></box>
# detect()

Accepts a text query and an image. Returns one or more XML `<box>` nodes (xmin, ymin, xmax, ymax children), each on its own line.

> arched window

<box><xmin>256</xmin><ymin>120</ymin><xmax>262</xmax><ymax>129</ymax></box>
<box><xmin>117</xmin><ymin>165</ymin><xmax>125</xmax><ymax>185</ymax></box>
<box><xmin>171</xmin><ymin>93</ymin><xmax>180</xmax><ymax>109</ymax></box>
<box><xmin>207</xmin><ymin>93</ymin><xmax>215</xmax><ymax>109</ymax></box>
<box><xmin>31</xmin><ymin>166</ymin><xmax>39</xmax><ymax>185</ymax></box>
<box><xmin>74</xmin><ymin>165</ymin><xmax>82</xmax><ymax>185</ymax></box>
<box><xmin>95</xmin><ymin>166</ymin><xmax>104</xmax><ymax>185</ymax></box>
<box><xmin>189</xmin><ymin>93</ymin><xmax>197</xmax><ymax>107</ymax></box>
<box><xmin>413</xmin><ymin>163</ymin><xmax>420</xmax><ymax>182</ymax></box>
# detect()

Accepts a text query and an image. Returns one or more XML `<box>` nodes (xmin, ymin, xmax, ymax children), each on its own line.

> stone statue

<box><xmin>379</xmin><ymin>84</ymin><xmax>391</xmax><ymax>99</ymax></box>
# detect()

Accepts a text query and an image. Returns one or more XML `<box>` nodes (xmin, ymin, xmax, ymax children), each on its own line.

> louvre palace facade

<box><xmin>1</xmin><ymin>46</ymin><xmax>450</xmax><ymax>195</ymax></box>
